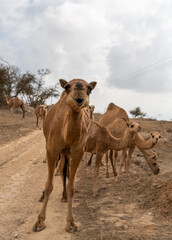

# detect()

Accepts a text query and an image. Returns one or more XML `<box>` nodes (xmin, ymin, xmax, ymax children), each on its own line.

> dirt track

<box><xmin>0</xmin><ymin>109</ymin><xmax>172</xmax><ymax>240</ymax></box>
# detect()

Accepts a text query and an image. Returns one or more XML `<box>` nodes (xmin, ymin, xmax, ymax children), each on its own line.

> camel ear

<box><xmin>91</xmin><ymin>105</ymin><xmax>95</xmax><ymax>112</ymax></box>
<box><xmin>89</xmin><ymin>81</ymin><xmax>97</xmax><ymax>90</ymax></box>
<box><xmin>126</xmin><ymin>122</ymin><xmax>129</xmax><ymax>127</ymax></box>
<box><xmin>59</xmin><ymin>79</ymin><xmax>68</xmax><ymax>89</ymax></box>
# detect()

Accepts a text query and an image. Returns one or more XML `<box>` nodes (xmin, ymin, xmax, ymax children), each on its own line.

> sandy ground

<box><xmin>0</xmin><ymin>109</ymin><xmax>172</xmax><ymax>240</ymax></box>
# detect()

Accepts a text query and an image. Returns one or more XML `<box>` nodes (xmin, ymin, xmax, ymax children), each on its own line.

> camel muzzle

<box><xmin>74</xmin><ymin>98</ymin><xmax>85</xmax><ymax>106</ymax></box>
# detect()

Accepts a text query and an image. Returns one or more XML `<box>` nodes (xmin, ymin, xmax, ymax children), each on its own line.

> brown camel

<box><xmin>4</xmin><ymin>94</ymin><xmax>26</xmax><ymax>118</ymax></box>
<box><xmin>99</xmin><ymin>103</ymin><xmax>160</xmax><ymax>178</ymax></box>
<box><xmin>85</xmin><ymin>105</ymin><xmax>95</xmax><ymax>119</ymax></box>
<box><xmin>85</xmin><ymin>119</ymin><xmax>141</xmax><ymax>196</ymax></box>
<box><xmin>34</xmin><ymin>104</ymin><xmax>48</xmax><ymax>129</ymax></box>
<box><xmin>32</xmin><ymin>78</ymin><xmax>97</xmax><ymax>233</ymax></box>
<box><xmin>54</xmin><ymin>105</ymin><xmax>95</xmax><ymax>177</ymax></box>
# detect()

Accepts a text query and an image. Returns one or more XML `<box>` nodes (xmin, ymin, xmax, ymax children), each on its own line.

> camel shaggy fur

<box><xmin>34</xmin><ymin>104</ymin><xmax>48</xmax><ymax>129</ymax></box>
<box><xmin>99</xmin><ymin>103</ymin><xmax>160</xmax><ymax>178</ymax></box>
<box><xmin>4</xmin><ymin>94</ymin><xmax>26</xmax><ymax>118</ymax></box>
<box><xmin>85</xmin><ymin>119</ymin><xmax>141</xmax><ymax>196</ymax></box>
<box><xmin>33</xmin><ymin>78</ymin><xmax>97</xmax><ymax>233</ymax></box>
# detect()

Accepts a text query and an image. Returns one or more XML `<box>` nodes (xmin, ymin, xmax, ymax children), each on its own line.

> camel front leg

<box><xmin>65</xmin><ymin>150</ymin><xmax>83</xmax><ymax>232</ymax></box>
<box><xmin>117</xmin><ymin>149</ymin><xmax>127</xmax><ymax>182</ymax></box>
<box><xmin>10</xmin><ymin>106</ymin><xmax>14</xmax><ymax>117</ymax></box>
<box><xmin>33</xmin><ymin>150</ymin><xmax>56</xmax><ymax>232</ymax></box>
<box><xmin>125</xmin><ymin>145</ymin><xmax>135</xmax><ymax>176</ymax></box>
<box><xmin>93</xmin><ymin>151</ymin><xmax>104</xmax><ymax>197</ymax></box>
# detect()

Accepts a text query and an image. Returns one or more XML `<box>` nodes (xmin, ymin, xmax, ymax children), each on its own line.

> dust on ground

<box><xmin>0</xmin><ymin>108</ymin><xmax>172</xmax><ymax>240</ymax></box>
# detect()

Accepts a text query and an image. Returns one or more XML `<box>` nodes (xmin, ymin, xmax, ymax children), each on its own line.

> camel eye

<box><xmin>130</xmin><ymin>125</ymin><xmax>134</xmax><ymax>128</ymax></box>
<box><xmin>153</xmin><ymin>162</ymin><xmax>157</xmax><ymax>165</ymax></box>
<box><xmin>152</xmin><ymin>135</ymin><xmax>154</xmax><ymax>138</ymax></box>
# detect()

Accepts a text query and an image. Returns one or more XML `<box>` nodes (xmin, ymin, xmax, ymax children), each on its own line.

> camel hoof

<box><xmin>32</xmin><ymin>221</ymin><xmax>46</xmax><ymax>232</ymax></box>
<box><xmin>61</xmin><ymin>197</ymin><xmax>67</xmax><ymax>202</ymax></box>
<box><xmin>92</xmin><ymin>192</ymin><xmax>98</xmax><ymax>198</ymax></box>
<box><xmin>65</xmin><ymin>222</ymin><xmax>80</xmax><ymax>233</ymax></box>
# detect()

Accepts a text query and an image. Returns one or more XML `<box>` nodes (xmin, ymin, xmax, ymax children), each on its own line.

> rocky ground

<box><xmin>0</xmin><ymin>108</ymin><xmax>172</xmax><ymax>240</ymax></box>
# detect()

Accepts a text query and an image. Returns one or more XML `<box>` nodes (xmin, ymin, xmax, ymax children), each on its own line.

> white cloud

<box><xmin>0</xmin><ymin>0</ymin><xmax>172</xmax><ymax>120</ymax></box>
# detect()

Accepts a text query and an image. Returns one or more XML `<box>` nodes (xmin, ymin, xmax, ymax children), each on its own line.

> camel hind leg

<box><xmin>60</xmin><ymin>154</ymin><xmax>69</xmax><ymax>202</ymax></box>
<box><xmin>109</xmin><ymin>150</ymin><xmax>117</xmax><ymax>177</ymax></box>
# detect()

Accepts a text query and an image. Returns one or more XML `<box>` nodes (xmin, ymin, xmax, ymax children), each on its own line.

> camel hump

<box><xmin>107</xmin><ymin>103</ymin><xmax>116</xmax><ymax>111</ymax></box>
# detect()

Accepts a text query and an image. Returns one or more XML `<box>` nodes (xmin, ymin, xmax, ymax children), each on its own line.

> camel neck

<box><xmin>64</xmin><ymin>108</ymin><xmax>84</xmax><ymax>144</ymax></box>
<box><xmin>109</xmin><ymin>130</ymin><xmax>134</xmax><ymax>151</ymax></box>
<box><xmin>134</xmin><ymin>133</ymin><xmax>155</xmax><ymax>149</ymax></box>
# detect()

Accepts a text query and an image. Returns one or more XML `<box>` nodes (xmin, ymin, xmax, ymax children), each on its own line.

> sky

<box><xmin>0</xmin><ymin>0</ymin><xmax>172</xmax><ymax>120</ymax></box>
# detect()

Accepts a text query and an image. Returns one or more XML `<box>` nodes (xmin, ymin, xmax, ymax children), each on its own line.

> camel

<box><xmin>105</xmin><ymin>130</ymin><xmax>161</xmax><ymax>179</ymax></box>
<box><xmin>32</xmin><ymin>78</ymin><xmax>97</xmax><ymax>233</ymax></box>
<box><xmin>85</xmin><ymin>105</ymin><xmax>95</xmax><ymax>120</ymax></box>
<box><xmin>85</xmin><ymin>119</ymin><xmax>141</xmax><ymax>196</ymax></box>
<box><xmin>4</xmin><ymin>94</ymin><xmax>26</xmax><ymax>118</ymax></box>
<box><xmin>99</xmin><ymin>103</ymin><xmax>160</xmax><ymax>178</ymax></box>
<box><xmin>34</xmin><ymin>104</ymin><xmax>48</xmax><ymax>129</ymax></box>
<box><xmin>124</xmin><ymin>132</ymin><xmax>161</xmax><ymax>176</ymax></box>
<box><xmin>54</xmin><ymin>104</ymin><xmax>95</xmax><ymax>177</ymax></box>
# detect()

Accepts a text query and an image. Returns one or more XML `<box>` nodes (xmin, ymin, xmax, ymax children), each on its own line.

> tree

<box><xmin>129</xmin><ymin>107</ymin><xmax>146</xmax><ymax>118</ymax></box>
<box><xmin>0</xmin><ymin>64</ymin><xmax>60</xmax><ymax>107</ymax></box>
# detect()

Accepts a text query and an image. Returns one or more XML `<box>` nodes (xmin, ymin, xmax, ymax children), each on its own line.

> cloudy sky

<box><xmin>0</xmin><ymin>0</ymin><xmax>172</xmax><ymax>120</ymax></box>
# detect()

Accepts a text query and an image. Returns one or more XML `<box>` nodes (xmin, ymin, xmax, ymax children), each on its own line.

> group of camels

<box><xmin>4</xmin><ymin>79</ymin><xmax>161</xmax><ymax>233</ymax></box>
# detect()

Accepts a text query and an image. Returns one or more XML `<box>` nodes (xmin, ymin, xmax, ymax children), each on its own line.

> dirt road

<box><xmin>0</xmin><ymin>130</ymin><xmax>71</xmax><ymax>240</ymax></box>
<box><xmin>0</xmin><ymin>113</ymin><xmax>172</xmax><ymax>240</ymax></box>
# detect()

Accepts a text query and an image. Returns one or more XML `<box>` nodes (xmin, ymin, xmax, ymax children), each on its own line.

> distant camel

<box><xmin>32</xmin><ymin>78</ymin><xmax>97</xmax><ymax>233</ymax></box>
<box><xmin>34</xmin><ymin>104</ymin><xmax>47</xmax><ymax>129</ymax></box>
<box><xmin>4</xmin><ymin>94</ymin><xmax>26</xmax><ymax>118</ymax></box>
<box><xmin>99</xmin><ymin>103</ymin><xmax>160</xmax><ymax>178</ymax></box>
<box><xmin>85</xmin><ymin>119</ymin><xmax>141</xmax><ymax>196</ymax></box>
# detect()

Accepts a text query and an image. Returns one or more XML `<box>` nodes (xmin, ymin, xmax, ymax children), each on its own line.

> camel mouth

<box><xmin>74</xmin><ymin>98</ymin><xmax>85</xmax><ymax>106</ymax></box>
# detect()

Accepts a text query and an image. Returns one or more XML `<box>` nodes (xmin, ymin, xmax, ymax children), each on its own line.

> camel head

<box><xmin>150</xmin><ymin>132</ymin><xmax>161</xmax><ymax>144</ymax></box>
<box><xmin>146</xmin><ymin>152</ymin><xmax>160</xmax><ymax>175</ymax></box>
<box><xmin>126</xmin><ymin>121</ymin><xmax>141</xmax><ymax>133</ymax></box>
<box><xmin>59</xmin><ymin>79</ymin><xmax>97</xmax><ymax>112</ymax></box>
<box><xmin>85</xmin><ymin>105</ymin><xmax>95</xmax><ymax>119</ymax></box>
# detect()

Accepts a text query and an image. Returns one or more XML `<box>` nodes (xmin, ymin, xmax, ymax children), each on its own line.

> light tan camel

<box><xmin>4</xmin><ymin>94</ymin><xmax>26</xmax><ymax>118</ymax></box>
<box><xmin>32</xmin><ymin>78</ymin><xmax>97</xmax><ymax>233</ymax></box>
<box><xmin>34</xmin><ymin>104</ymin><xmax>48</xmax><ymax>129</ymax></box>
<box><xmin>124</xmin><ymin>132</ymin><xmax>161</xmax><ymax>176</ymax></box>
<box><xmin>54</xmin><ymin>105</ymin><xmax>95</xmax><ymax>177</ymax></box>
<box><xmin>99</xmin><ymin>103</ymin><xmax>160</xmax><ymax>178</ymax></box>
<box><xmin>85</xmin><ymin>119</ymin><xmax>141</xmax><ymax>196</ymax></box>
<box><xmin>85</xmin><ymin>105</ymin><xmax>95</xmax><ymax>120</ymax></box>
